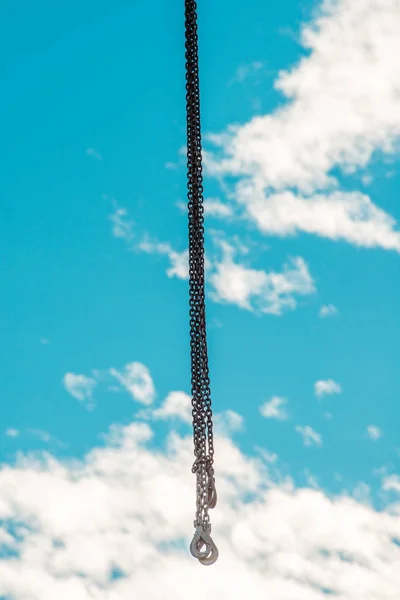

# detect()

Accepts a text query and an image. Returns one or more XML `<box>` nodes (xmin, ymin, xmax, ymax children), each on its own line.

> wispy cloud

<box><xmin>254</xmin><ymin>446</ymin><xmax>278</xmax><ymax>464</ymax></box>
<box><xmin>319</xmin><ymin>304</ymin><xmax>339</xmax><ymax>318</ymax></box>
<box><xmin>228</xmin><ymin>60</ymin><xmax>265</xmax><ymax>85</ymax></box>
<box><xmin>209</xmin><ymin>242</ymin><xmax>315</xmax><ymax>315</ymax></box>
<box><xmin>107</xmin><ymin>199</ymin><xmax>189</xmax><ymax>279</ymax></box>
<box><xmin>63</xmin><ymin>362</ymin><xmax>156</xmax><ymax>408</ymax></box>
<box><xmin>164</xmin><ymin>161</ymin><xmax>180</xmax><ymax>170</ymax></box>
<box><xmin>109</xmin><ymin>204</ymin><xmax>315</xmax><ymax>316</ymax></box>
<box><xmin>26</xmin><ymin>429</ymin><xmax>65</xmax><ymax>448</ymax></box>
<box><xmin>175</xmin><ymin>197</ymin><xmax>234</xmax><ymax>219</ymax></box>
<box><xmin>314</xmin><ymin>379</ymin><xmax>342</xmax><ymax>398</ymax></box>
<box><xmin>63</xmin><ymin>373</ymin><xmax>97</xmax><ymax>407</ymax></box>
<box><xmin>139</xmin><ymin>394</ymin><xmax>244</xmax><ymax>439</ymax></box>
<box><xmin>110</xmin><ymin>362</ymin><xmax>155</xmax><ymax>406</ymax></box>
<box><xmin>86</xmin><ymin>147</ymin><xmax>102</xmax><ymax>161</ymax></box>
<box><xmin>214</xmin><ymin>410</ymin><xmax>245</xmax><ymax>435</ymax></box>
<box><xmin>109</xmin><ymin>203</ymin><xmax>135</xmax><ymax>244</ymax></box>
<box><xmin>27</xmin><ymin>428</ymin><xmax>51</xmax><ymax>442</ymax></box>
<box><xmin>259</xmin><ymin>396</ymin><xmax>288</xmax><ymax>420</ymax></box>
<box><xmin>295</xmin><ymin>425</ymin><xmax>322</xmax><ymax>447</ymax></box>
<box><xmin>5</xmin><ymin>428</ymin><xmax>19</xmax><ymax>438</ymax></box>
<box><xmin>203</xmin><ymin>198</ymin><xmax>233</xmax><ymax>218</ymax></box>
<box><xmin>367</xmin><ymin>425</ymin><xmax>382</xmax><ymax>441</ymax></box>
<box><xmin>138</xmin><ymin>238</ymin><xmax>189</xmax><ymax>280</ymax></box>
<box><xmin>150</xmin><ymin>391</ymin><xmax>192</xmax><ymax>423</ymax></box>
<box><xmin>382</xmin><ymin>474</ymin><xmax>400</xmax><ymax>493</ymax></box>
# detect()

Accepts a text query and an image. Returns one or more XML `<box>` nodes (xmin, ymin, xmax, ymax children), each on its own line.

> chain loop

<box><xmin>185</xmin><ymin>0</ymin><xmax>218</xmax><ymax>565</ymax></box>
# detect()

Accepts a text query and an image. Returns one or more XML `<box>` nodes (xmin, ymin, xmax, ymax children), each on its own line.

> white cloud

<box><xmin>214</xmin><ymin>410</ymin><xmax>245</xmax><ymax>435</ymax></box>
<box><xmin>209</xmin><ymin>242</ymin><xmax>315</xmax><ymax>315</ymax></box>
<box><xmin>165</xmin><ymin>250</ymin><xmax>189</xmax><ymax>279</ymax></box>
<box><xmin>138</xmin><ymin>238</ymin><xmax>189</xmax><ymax>280</ymax></box>
<box><xmin>139</xmin><ymin>397</ymin><xmax>244</xmax><ymax>439</ymax></box>
<box><xmin>109</xmin><ymin>204</ymin><xmax>134</xmax><ymax>243</ymax></box>
<box><xmin>165</xmin><ymin>249</ymin><xmax>189</xmax><ymax>279</ymax></box>
<box><xmin>147</xmin><ymin>392</ymin><xmax>244</xmax><ymax>437</ymax></box>
<box><xmin>234</xmin><ymin>189</ymin><xmax>400</xmax><ymax>251</ymax></box>
<box><xmin>175</xmin><ymin>198</ymin><xmax>234</xmax><ymax>219</ymax></box>
<box><xmin>203</xmin><ymin>198</ymin><xmax>233</xmax><ymax>218</ymax></box>
<box><xmin>152</xmin><ymin>391</ymin><xmax>192</xmax><ymax>423</ymax></box>
<box><xmin>382</xmin><ymin>474</ymin><xmax>400</xmax><ymax>493</ymax></box>
<box><xmin>110</xmin><ymin>362</ymin><xmax>155</xmax><ymax>405</ymax></box>
<box><xmin>1</xmin><ymin>409</ymin><xmax>400</xmax><ymax>599</ymax></box>
<box><xmin>367</xmin><ymin>425</ymin><xmax>382</xmax><ymax>441</ymax></box>
<box><xmin>314</xmin><ymin>379</ymin><xmax>342</xmax><ymax>398</ymax></box>
<box><xmin>63</xmin><ymin>373</ymin><xmax>97</xmax><ymax>404</ymax></box>
<box><xmin>259</xmin><ymin>396</ymin><xmax>288</xmax><ymax>420</ymax></box>
<box><xmin>137</xmin><ymin>234</ymin><xmax>315</xmax><ymax>316</ymax></box>
<box><xmin>109</xmin><ymin>206</ymin><xmax>315</xmax><ymax>316</ymax></box>
<box><xmin>319</xmin><ymin>304</ymin><xmax>339</xmax><ymax>318</ymax></box>
<box><xmin>107</xmin><ymin>201</ymin><xmax>189</xmax><ymax>280</ymax></box>
<box><xmin>62</xmin><ymin>362</ymin><xmax>155</xmax><ymax>409</ymax></box>
<box><xmin>295</xmin><ymin>425</ymin><xmax>322</xmax><ymax>447</ymax></box>
<box><xmin>206</xmin><ymin>0</ymin><xmax>400</xmax><ymax>250</ymax></box>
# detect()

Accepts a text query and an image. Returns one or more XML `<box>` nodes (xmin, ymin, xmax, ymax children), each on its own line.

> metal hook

<box><xmin>190</xmin><ymin>525</ymin><xmax>212</xmax><ymax>559</ymax></box>
<box><xmin>198</xmin><ymin>539</ymin><xmax>219</xmax><ymax>566</ymax></box>
<box><xmin>190</xmin><ymin>525</ymin><xmax>219</xmax><ymax>565</ymax></box>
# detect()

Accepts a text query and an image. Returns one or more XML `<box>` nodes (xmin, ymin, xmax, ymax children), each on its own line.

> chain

<box><xmin>185</xmin><ymin>0</ymin><xmax>218</xmax><ymax>566</ymax></box>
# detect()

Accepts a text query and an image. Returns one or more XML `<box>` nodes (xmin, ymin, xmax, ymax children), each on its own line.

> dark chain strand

<box><xmin>185</xmin><ymin>0</ymin><xmax>218</xmax><ymax>565</ymax></box>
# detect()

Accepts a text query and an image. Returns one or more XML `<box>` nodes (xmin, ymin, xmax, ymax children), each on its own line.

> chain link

<box><xmin>185</xmin><ymin>0</ymin><xmax>218</xmax><ymax>566</ymax></box>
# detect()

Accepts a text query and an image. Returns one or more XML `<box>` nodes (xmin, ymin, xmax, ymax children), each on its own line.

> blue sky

<box><xmin>1</xmin><ymin>0</ymin><xmax>400</xmax><ymax>597</ymax></box>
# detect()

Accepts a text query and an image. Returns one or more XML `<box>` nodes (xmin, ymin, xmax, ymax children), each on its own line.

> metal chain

<box><xmin>185</xmin><ymin>0</ymin><xmax>218</xmax><ymax>566</ymax></box>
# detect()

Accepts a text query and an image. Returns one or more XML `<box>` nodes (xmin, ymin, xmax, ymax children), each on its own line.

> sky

<box><xmin>1</xmin><ymin>0</ymin><xmax>400</xmax><ymax>597</ymax></box>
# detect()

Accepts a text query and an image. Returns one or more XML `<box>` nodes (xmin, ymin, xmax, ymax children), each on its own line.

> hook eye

<box><xmin>190</xmin><ymin>526</ymin><xmax>212</xmax><ymax>559</ymax></box>
<box><xmin>190</xmin><ymin>525</ymin><xmax>219</xmax><ymax>565</ymax></box>
<box><xmin>198</xmin><ymin>537</ymin><xmax>219</xmax><ymax>566</ymax></box>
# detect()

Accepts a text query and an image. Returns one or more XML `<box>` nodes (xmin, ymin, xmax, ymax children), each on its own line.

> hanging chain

<box><xmin>185</xmin><ymin>0</ymin><xmax>218</xmax><ymax>566</ymax></box>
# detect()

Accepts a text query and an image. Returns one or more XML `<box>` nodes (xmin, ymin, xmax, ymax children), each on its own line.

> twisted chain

<box><xmin>185</xmin><ymin>0</ymin><xmax>218</xmax><ymax>566</ymax></box>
